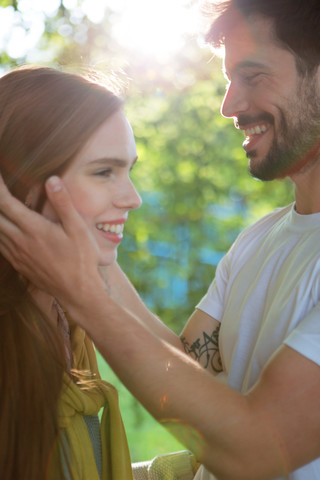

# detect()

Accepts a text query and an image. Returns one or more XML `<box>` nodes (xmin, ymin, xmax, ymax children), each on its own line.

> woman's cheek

<box><xmin>41</xmin><ymin>201</ymin><xmax>60</xmax><ymax>222</ymax></box>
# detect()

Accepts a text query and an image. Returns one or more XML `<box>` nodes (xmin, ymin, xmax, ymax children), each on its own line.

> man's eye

<box><xmin>244</xmin><ymin>73</ymin><xmax>262</xmax><ymax>85</ymax></box>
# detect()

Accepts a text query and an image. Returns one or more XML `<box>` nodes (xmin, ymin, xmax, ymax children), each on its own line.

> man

<box><xmin>1</xmin><ymin>1</ymin><xmax>320</xmax><ymax>478</ymax></box>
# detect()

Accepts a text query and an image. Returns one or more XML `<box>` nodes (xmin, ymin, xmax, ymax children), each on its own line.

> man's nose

<box><xmin>221</xmin><ymin>82</ymin><xmax>250</xmax><ymax>118</ymax></box>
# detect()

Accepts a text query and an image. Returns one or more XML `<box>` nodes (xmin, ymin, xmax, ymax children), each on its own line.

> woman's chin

<box><xmin>98</xmin><ymin>250</ymin><xmax>118</xmax><ymax>267</ymax></box>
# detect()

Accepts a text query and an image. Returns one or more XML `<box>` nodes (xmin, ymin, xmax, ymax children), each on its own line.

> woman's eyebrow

<box><xmin>90</xmin><ymin>156</ymin><xmax>138</xmax><ymax>168</ymax></box>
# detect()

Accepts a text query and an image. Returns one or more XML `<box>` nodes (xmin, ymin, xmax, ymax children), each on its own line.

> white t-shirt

<box><xmin>195</xmin><ymin>203</ymin><xmax>320</xmax><ymax>480</ymax></box>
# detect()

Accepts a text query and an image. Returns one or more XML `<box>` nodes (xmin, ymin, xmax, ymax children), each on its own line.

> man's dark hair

<box><xmin>205</xmin><ymin>0</ymin><xmax>320</xmax><ymax>75</ymax></box>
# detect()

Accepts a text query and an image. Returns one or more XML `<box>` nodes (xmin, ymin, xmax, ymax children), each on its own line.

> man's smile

<box><xmin>240</xmin><ymin>122</ymin><xmax>272</xmax><ymax>153</ymax></box>
<box><xmin>244</xmin><ymin>122</ymin><xmax>270</xmax><ymax>137</ymax></box>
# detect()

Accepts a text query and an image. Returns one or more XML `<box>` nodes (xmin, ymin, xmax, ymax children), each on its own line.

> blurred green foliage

<box><xmin>123</xmin><ymin>68</ymin><xmax>293</xmax><ymax>332</ymax></box>
<box><xmin>0</xmin><ymin>0</ymin><xmax>294</xmax><ymax>461</ymax></box>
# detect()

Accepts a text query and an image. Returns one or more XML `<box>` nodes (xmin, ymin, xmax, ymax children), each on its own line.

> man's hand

<box><xmin>0</xmin><ymin>175</ymin><xmax>104</xmax><ymax>307</ymax></box>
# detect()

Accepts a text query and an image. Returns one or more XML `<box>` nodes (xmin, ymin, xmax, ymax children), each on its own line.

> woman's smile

<box><xmin>41</xmin><ymin>109</ymin><xmax>142</xmax><ymax>265</ymax></box>
<box><xmin>96</xmin><ymin>218</ymin><xmax>126</xmax><ymax>244</ymax></box>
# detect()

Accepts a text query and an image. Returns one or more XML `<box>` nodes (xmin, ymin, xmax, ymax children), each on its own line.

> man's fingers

<box><xmin>45</xmin><ymin>176</ymin><xmax>86</xmax><ymax>235</ymax></box>
<box><xmin>0</xmin><ymin>174</ymin><xmax>101</xmax><ymax>300</ymax></box>
<box><xmin>0</xmin><ymin>173</ymin><xmax>41</xmax><ymax>230</ymax></box>
<box><xmin>0</xmin><ymin>223</ymin><xmax>31</xmax><ymax>273</ymax></box>
<box><xmin>0</xmin><ymin>243</ymin><xmax>16</xmax><ymax>269</ymax></box>
<box><xmin>0</xmin><ymin>173</ymin><xmax>80</xmax><ymax>237</ymax></box>
<box><xmin>0</xmin><ymin>209</ymin><xmax>21</xmax><ymax>237</ymax></box>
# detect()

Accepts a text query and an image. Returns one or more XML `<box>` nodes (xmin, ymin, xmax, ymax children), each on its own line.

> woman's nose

<box><xmin>114</xmin><ymin>179</ymin><xmax>142</xmax><ymax>211</ymax></box>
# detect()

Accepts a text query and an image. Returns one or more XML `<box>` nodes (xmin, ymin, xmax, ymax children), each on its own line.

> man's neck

<box><xmin>292</xmin><ymin>158</ymin><xmax>320</xmax><ymax>214</ymax></box>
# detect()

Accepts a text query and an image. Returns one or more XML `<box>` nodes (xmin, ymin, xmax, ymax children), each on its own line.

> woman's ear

<box><xmin>24</xmin><ymin>184</ymin><xmax>42</xmax><ymax>209</ymax></box>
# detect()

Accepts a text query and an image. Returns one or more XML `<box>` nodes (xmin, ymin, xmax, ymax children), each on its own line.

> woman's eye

<box><xmin>95</xmin><ymin>168</ymin><xmax>113</xmax><ymax>177</ymax></box>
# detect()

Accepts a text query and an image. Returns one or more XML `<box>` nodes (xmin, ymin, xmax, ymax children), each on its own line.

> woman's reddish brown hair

<box><xmin>0</xmin><ymin>65</ymin><xmax>123</xmax><ymax>480</ymax></box>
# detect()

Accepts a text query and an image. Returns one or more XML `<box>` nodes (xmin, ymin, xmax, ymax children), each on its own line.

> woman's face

<box><xmin>41</xmin><ymin>109</ymin><xmax>142</xmax><ymax>266</ymax></box>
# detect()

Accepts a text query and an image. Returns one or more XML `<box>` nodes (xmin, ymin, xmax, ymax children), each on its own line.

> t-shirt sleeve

<box><xmin>284</xmin><ymin>303</ymin><xmax>320</xmax><ymax>366</ymax></box>
<box><xmin>196</xmin><ymin>252</ymin><xmax>230</xmax><ymax>322</ymax></box>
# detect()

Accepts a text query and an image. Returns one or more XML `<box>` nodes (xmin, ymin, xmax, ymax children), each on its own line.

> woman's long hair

<box><xmin>0</xmin><ymin>65</ymin><xmax>123</xmax><ymax>480</ymax></box>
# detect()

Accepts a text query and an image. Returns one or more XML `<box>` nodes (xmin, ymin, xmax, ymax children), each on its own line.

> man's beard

<box><xmin>243</xmin><ymin>75</ymin><xmax>320</xmax><ymax>181</ymax></box>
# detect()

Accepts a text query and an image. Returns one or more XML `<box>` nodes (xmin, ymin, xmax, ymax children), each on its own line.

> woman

<box><xmin>0</xmin><ymin>65</ymin><xmax>141</xmax><ymax>480</ymax></box>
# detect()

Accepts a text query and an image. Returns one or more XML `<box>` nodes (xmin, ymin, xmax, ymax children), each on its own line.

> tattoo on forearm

<box><xmin>181</xmin><ymin>325</ymin><xmax>222</xmax><ymax>373</ymax></box>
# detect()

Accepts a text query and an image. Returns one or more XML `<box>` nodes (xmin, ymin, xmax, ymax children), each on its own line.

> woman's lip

<box><xmin>98</xmin><ymin>230</ymin><xmax>123</xmax><ymax>244</ymax></box>
<box><xmin>96</xmin><ymin>218</ymin><xmax>126</xmax><ymax>244</ymax></box>
<box><xmin>98</xmin><ymin>217</ymin><xmax>127</xmax><ymax>225</ymax></box>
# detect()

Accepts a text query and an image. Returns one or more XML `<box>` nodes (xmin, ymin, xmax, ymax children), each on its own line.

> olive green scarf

<box><xmin>55</xmin><ymin>324</ymin><xmax>133</xmax><ymax>480</ymax></box>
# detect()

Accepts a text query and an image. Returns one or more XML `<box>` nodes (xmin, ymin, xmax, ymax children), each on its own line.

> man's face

<box><xmin>221</xmin><ymin>15</ymin><xmax>320</xmax><ymax>181</ymax></box>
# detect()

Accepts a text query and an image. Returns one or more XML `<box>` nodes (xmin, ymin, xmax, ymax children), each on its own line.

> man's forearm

<box><xmin>65</xmin><ymin>281</ymin><xmax>288</xmax><ymax>480</ymax></box>
<box><xmin>0</xmin><ymin>178</ymin><xmax>313</xmax><ymax>480</ymax></box>
<box><xmin>100</xmin><ymin>262</ymin><xmax>182</xmax><ymax>349</ymax></box>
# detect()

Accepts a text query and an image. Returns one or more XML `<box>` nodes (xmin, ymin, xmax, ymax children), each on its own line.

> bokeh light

<box><xmin>0</xmin><ymin>0</ymin><xmax>200</xmax><ymax>62</ymax></box>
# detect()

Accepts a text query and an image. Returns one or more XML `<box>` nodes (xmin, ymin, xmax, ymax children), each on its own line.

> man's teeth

<box><xmin>96</xmin><ymin>223</ymin><xmax>124</xmax><ymax>234</ymax></box>
<box><xmin>244</xmin><ymin>124</ymin><xmax>268</xmax><ymax>137</ymax></box>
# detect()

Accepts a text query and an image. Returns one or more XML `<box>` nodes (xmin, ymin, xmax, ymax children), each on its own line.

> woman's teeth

<box><xmin>96</xmin><ymin>223</ymin><xmax>124</xmax><ymax>234</ymax></box>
